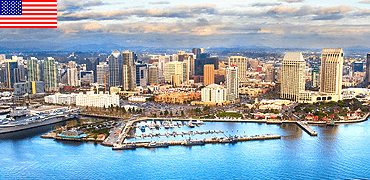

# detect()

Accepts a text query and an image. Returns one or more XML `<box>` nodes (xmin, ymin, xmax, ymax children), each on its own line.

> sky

<box><xmin>2</xmin><ymin>0</ymin><xmax>370</xmax><ymax>51</ymax></box>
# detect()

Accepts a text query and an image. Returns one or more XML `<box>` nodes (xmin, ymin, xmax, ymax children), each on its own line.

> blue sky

<box><xmin>2</xmin><ymin>0</ymin><xmax>370</xmax><ymax>50</ymax></box>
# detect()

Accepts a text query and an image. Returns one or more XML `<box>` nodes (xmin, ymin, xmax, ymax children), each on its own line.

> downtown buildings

<box><xmin>280</xmin><ymin>48</ymin><xmax>344</xmax><ymax>103</ymax></box>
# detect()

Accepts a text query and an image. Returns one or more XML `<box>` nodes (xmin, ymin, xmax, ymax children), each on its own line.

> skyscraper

<box><xmin>320</xmin><ymin>48</ymin><xmax>343</xmax><ymax>97</ymax></box>
<box><xmin>27</xmin><ymin>57</ymin><xmax>41</xmax><ymax>82</ymax></box>
<box><xmin>204</xmin><ymin>64</ymin><xmax>214</xmax><ymax>86</ymax></box>
<box><xmin>136</xmin><ymin>64</ymin><xmax>148</xmax><ymax>88</ymax></box>
<box><xmin>97</xmin><ymin>62</ymin><xmax>109</xmax><ymax>85</ymax></box>
<box><xmin>107</xmin><ymin>50</ymin><xmax>123</xmax><ymax>87</ymax></box>
<box><xmin>312</xmin><ymin>67</ymin><xmax>320</xmax><ymax>88</ymax></box>
<box><xmin>43</xmin><ymin>57</ymin><xmax>58</xmax><ymax>92</ymax></box>
<box><xmin>148</xmin><ymin>66</ymin><xmax>158</xmax><ymax>85</ymax></box>
<box><xmin>280</xmin><ymin>52</ymin><xmax>306</xmax><ymax>102</ymax></box>
<box><xmin>122</xmin><ymin>50</ymin><xmax>136</xmax><ymax>90</ymax></box>
<box><xmin>226</xmin><ymin>65</ymin><xmax>239</xmax><ymax>101</ymax></box>
<box><xmin>229</xmin><ymin>56</ymin><xmax>248</xmax><ymax>84</ymax></box>
<box><xmin>67</xmin><ymin>61</ymin><xmax>79</xmax><ymax>86</ymax></box>
<box><xmin>164</xmin><ymin>61</ymin><xmax>187</xmax><ymax>85</ymax></box>
<box><xmin>4</xmin><ymin>59</ymin><xmax>19</xmax><ymax>88</ymax></box>
<box><xmin>265</xmin><ymin>64</ymin><xmax>275</xmax><ymax>82</ymax></box>
<box><xmin>366</xmin><ymin>53</ymin><xmax>370</xmax><ymax>86</ymax></box>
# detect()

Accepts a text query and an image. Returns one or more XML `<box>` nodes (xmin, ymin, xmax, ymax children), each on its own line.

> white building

<box><xmin>128</xmin><ymin>96</ymin><xmax>147</xmax><ymax>102</ymax></box>
<box><xmin>44</xmin><ymin>93</ymin><xmax>78</xmax><ymax>105</ymax></box>
<box><xmin>281</xmin><ymin>52</ymin><xmax>306</xmax><ymax>102</ymax></box>
<box><xmin>76</xmin><ymin>91</ymin><xmax>119</xmax><ymax>108</ymax></box>
<box><xmin>201</xmin><ymin>84</ymin><xmax>227</xmax><ymax>103</ymax></box>
<box><xmin>229</xmin><ymin>56</ymin><xmax>248</xmax><ymax>84</ymax></box>
<box><xmin>320</xmin><ymin>48</ymin><xmax>343</xmax><ymax>100</ymax></box>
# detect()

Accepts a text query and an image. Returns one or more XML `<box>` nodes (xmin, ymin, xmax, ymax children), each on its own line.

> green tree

<box><xmin>181</xmin><ymin>110</ymin><xmax>185</xmax><ymax>117</ymax></box>
<box><xmin>160</xmin><ymin>111</ymin><xmax>163</xmax><ymax>116</ymax></box>
<box><xmin>164</xmin><ymin>110</ymin><xmax>169</xmax><ymax>116</ymax></box>
<box><xmin>170</xmin><ymin>111</ymin><xmax>173</xmax><ymax>116</ymax></box>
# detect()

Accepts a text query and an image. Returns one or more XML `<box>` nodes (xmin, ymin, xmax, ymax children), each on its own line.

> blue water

<box><xmin>1</xmin><ymin>120</ymin><xmax>370</xmax><ymax>179</ymax></box>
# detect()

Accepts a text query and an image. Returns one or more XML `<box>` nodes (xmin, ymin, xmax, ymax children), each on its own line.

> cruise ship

<box><xmin>0</xmin><ymin>106</ymin><xmax>80</xmax><ymax>134</ymax></box>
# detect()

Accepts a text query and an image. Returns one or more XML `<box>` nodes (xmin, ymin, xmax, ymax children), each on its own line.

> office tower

<box><xmin>80</xmin><ymin>70</ymin><xmax>94</xmax><ymax>84</ymax></box>
<box><xmin>366</xmin><ymin>54</ymin><xmax>370</xmax><ymax>86</ymax></box>
<box><xmin>164</xmin><ymin>61</ymin><xmax>187</xmax><ymax>86</ymax></box>
<box><xmin>229</xmin><ymin>56</ymin><xmax>247</xmax><ymax>84</ymax></box>
<box><xmin>312</xmin><ymin>67</ymin><xmax>320</xmax><ymax>88</ymax></box>
<box><xmin>204</xmin><ymin>64</ymin><xmax>214</xmax><ymax>86</ymax></box>
<box><xmin>107</xmin><ymin>50</ymin><xmax>123</xmax><ymax>87</ymax></box>
<box><xmin>27</xmin><ymin>57</ymin><xmax>41</xmax><ymax>82</ymax></box>
<box><xmin>265</xmin><ymin>65</ymin><xmax>275</xmax><ymax>82</ymax></box>
<box><xmin>67</xmin><ymin>61</ymin><xmax>79</xmax><ymax>86</ymax></box>
<box><xmin>97</xmin><ymin>62</ymin><xmax>109</xmax><ymax>84</ymax></box>
<box><xmin>192</xmin><ymin>48</ymin><xmax>202</xmax><ymax>59</ymax></box>
<box><xmin>353</xmin><ymin>61</ymin><xmax>364</xmax><ymax>72</ymax></box>
<box><xmin>250</xmin><ymin>59</ymin><xmax>259</xmax><ymax>70</ymax></box>
<box><xmin>122</xmin><ymin>50</ymin><xmax>136</xmax><ymax>90</ymax></box>
<box><xmin>148</xmin><ymin>66</ymin><xmax>158</xmax><ymax>85</ymax></box>
<box><xmin>187</xmin><ymin>55</ymin><xmax>195</xmax><ymax>76</ymax></box>
<box><xmin>84</xmin><ymin>57</ymin><xmax>99</xmax><ymax>82</ymax></box>
<box><xmin>4</xmin><ymin>59</ymin><xmax>20</xmax><ymax>88</ymax></box>
<box><xmin>136</xmin><ymin>64</ymin><xmax>148</xmax><ymax>88</ymax></box>
<box><xmin>320</xmin><ymin>48</ymin><xmax>343</xmax><ymax>96</ymax></box>
<box><xmin>280</xmin><ymin>52</ymin><xmax>305</xmax><ymax>102</ymax></box>
<box><xmin>43</xmin><ymin>57</ymin><xmax>58</xmax><ymax>92</ymax></box>
<box><xmin>226</xmin><ymin>65</ymin><xmax>239</xmax><ymax>101</ymax></box>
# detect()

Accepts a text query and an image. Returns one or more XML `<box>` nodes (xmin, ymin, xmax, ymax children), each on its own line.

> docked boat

<box><xmin>187</xmin><ymin>121</ymin><xmax>195</xmax><ymax>128</ymax></box>
<box><xmin>112</xmin><ymin>143</ymin><xmax>136</xmax><ymax>150</ymax></box>
<box><xmin>182</xmin><ymin>138</ymin><xmax>205</xmax><ymax>146</ymax></box>
<box><xmin>0</xmin><ymin>106</ymin><xmax>11</xmax><ymax>115</ymax></box>
<box><xmin>145</xmin><ymin>141</ymin><xmax>169</xmax><ymax>148</ymax></box>
<box><xmin>0</xmin><ymin>107</ymin><xmax>80</xmax><ymax>134</ymax></box>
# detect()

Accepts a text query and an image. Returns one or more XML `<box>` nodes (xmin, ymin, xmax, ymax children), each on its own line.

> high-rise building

<box><xmin>67</xmin><ymin>61</ymin><xmax>79</xmax><ymax>86</ymax></box>
<box><xmin>312</xmin><ymin>67</ymin><xmax>320</xmax><ymax>88</ymax></box>
<box><xmin>97</xmin><ymin>62</ymin><xmax>109</xmax><ymax>84</ymax></box>
<box><xmin>320</xmin><ymin>48</ymin><xmax>343</xmax><ymax>96</ymax></box>
<box><xmin>366</xmin><ymin>53</ymin><xmax>370</xmax><ymax>86</ymax></box>
<box><xmin>265</xmin><ymin>65</ymin><xmax>275</xmax><ymax>82</ymax></box>
<box><xmin>43</xmin><ymin>57</ymin><xmax>58</xmax><ymax>92</ymax></box>
<box><xmin>353</xmin><ymin>61</ymin><xmax>364</xmax><ymax>72</ymax></box>
<box><xmin>27</xmin><ymin>57</ymin><xmax>41</xmax><ymax>82</ymax></box>
<box><xmin>4</xmin><ymin>59</ymin><xmax>20</xmax><ymax>88</ymax></box>
<box><xmin>226</xmin><ymin>65</ymin><xmax>239</xmax><ymax>101</ymax></box>
<box><xmin>122</xmin><ymin>50</ymin><xmax>136</xmax><ymax>90</ymax></box>
<box><xmin>229</xmin><ymin>56</ymin><xmax>248</xmax><ymax>84</ymax></box>
<box><xmin>280</xmin><ymin>52</ymin><xmax>306</xmax><ymax>102</ymax></box>
<box><xmin>136</xmin><ymin>64</ymin><xmax>148</xmax><ymax>88</ymax></box>
<box><xmin>201</xmin><ymin>84</ymin><xmax>227</xmax><ymax>103</ymax></box>
<box><xmin>107</xmin><ymin>50</ymin><xmax>123</xmax><ymax>87</ymax></box>
<box><xmin>164</xmin><ymin>61</ymin><xmax>187</xmax><ymax>86</ymax></box>
<box><xmin>204</xmin><ymin>64</ymin><xmax>214</xmax><ymax>86</ymax></box>
<box><xmin>148</xmin><ymin>66</ymin><xmax>158</xmax><ymax>85</ymax></box>
<box><xmin>80</xmin><ymin>70</ymin><xmax>94</xmax><ymax>84</ymax></box>
<box><xmin>250</xmin><ymin>59</ymin><xmax>259</xmax><ymax>70</ymax></box>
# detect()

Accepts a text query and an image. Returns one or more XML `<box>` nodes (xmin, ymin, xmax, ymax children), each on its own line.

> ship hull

<box><xmin>0</xmin><ymin>115</ymin><xmax>78</xmax><ymax>134</ymax></box>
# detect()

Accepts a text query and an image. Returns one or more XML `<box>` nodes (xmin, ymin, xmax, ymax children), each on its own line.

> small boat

<box><xmin>146</xmin><ymin>141</ymin><xmax>169</xmax><ymax>148</ymax></box>
<box><xmin>112</xmin><ymin>143</ymin><xmax>136</xmax><ymax>150</ymax></box>
<box><xmin>140</xmin><ymin>126</ymin><xmax>146</xmax><ymax>132</ymax></box>
<box><xmin>182</xmin><ymin>138</ymin><xmax>205</xmax><ymax>146</ymax></box>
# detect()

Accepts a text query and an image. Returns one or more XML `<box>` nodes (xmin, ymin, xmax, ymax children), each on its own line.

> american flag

<box><xmin>0</xmin><ymin>0</ymin><xmax>57</xmax><ymax>28</ymax></box>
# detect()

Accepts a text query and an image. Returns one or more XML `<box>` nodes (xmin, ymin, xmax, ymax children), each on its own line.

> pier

<box><xmin>115</xmin><ymin>134</ymin><xmax>281</xmax><ymax>149</ymax></box>
<box><xmin>296</xmin><ymin>121</ymin><xmax>318</xmax><ymax>136</ymax></box>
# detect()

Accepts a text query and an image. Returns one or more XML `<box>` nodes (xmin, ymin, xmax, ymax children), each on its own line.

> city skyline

<box><xmin>1</xmin><ymin>0</ymin><xmax>370</xmax><ymax>51</ymax></box>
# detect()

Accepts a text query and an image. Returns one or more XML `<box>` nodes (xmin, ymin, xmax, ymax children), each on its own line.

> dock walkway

<box><xmin>296</xmin><ymin>121</ymin><xmax>317</xmax><ymax>136</ymax></box>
